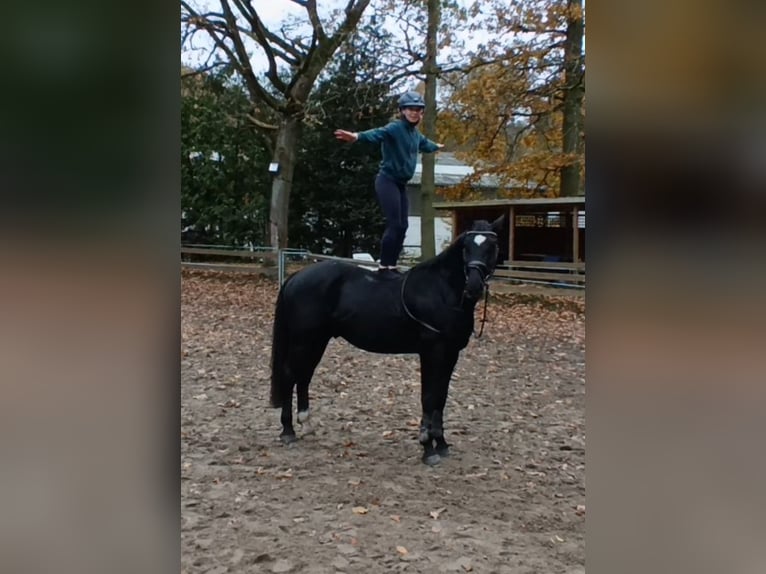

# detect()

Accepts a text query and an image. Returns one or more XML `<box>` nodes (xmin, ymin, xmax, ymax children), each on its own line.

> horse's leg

<box><xmin>432</xmin><ymin>348</ymin><xmax>459</xmax><ymax>457</ymax></box>
<box><xmin>285</xmin><ymin>337</ymin><xmax>329</xmax><ymax>441</ymax></box>
<box><xmin>418</xmin><ymin>347</ymin><xmax>445</xmax><ymax>465</ymax></box>
<box><xmin>279</xmin><ymin>388</ymin><xmax>297</xmax><ymax>444</ymax></box>
<box><xmin>419</xmin><ymin>347</ymin><xmax>460</xmax><ymax>464</ymax></box>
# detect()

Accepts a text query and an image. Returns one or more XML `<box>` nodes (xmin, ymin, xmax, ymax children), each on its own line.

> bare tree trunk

<box><xmin>269</xmin><ymin>114</ymin><xmax>303</xmax><ymax>248</ymax></box>
<box><xmin>560</xmin><ymin>0</ymin><xmax>585</xmax><ymax>197</ymax></box>
<box><xmin>420</xmin><ymin>0</ymin><xmax>440</xmax><ymax>260</ymax></box>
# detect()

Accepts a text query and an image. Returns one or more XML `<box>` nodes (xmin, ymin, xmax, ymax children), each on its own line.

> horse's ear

<box><xmin>491</xmin><ymin>215</ymin><xmax>505</xmax><ymax>233</ymax></box>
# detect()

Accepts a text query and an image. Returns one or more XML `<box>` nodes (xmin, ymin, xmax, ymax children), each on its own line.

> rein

<box><xmin>400</xmin><ymin>272</ymin><xmax>442</xmax><ymax>334</ymax></box>
<box><xmin>463</xmin><ymin>230</ymin><xmax>497</xmax><ymax>339</ymax></box>
<box><xmin>476</xmin><ymin>284</ymin><xmax>490</xmax><ymax>338</ymax></box>
<box><xmin>462</xmin><ymin>260</ymin><xmax>492</xmax><ymax>338</ymax></box>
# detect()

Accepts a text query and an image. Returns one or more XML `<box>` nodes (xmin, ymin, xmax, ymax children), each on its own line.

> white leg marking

<box><xmin>297</xmin><ymin>410</ymin><xmax>310</xmax><ymax>423</ymax></box>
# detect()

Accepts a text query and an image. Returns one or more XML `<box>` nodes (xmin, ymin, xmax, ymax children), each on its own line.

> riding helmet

<box><xmin>398</xmin><ymin>91</ymin><xmax>426</xmax><ymax>109</ymax></box>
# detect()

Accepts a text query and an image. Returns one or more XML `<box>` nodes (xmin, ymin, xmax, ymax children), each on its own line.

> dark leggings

<box><xmin>375</xmin><ymin>173</ymin><xmax>409</xmax><ymax>266</ymax></box>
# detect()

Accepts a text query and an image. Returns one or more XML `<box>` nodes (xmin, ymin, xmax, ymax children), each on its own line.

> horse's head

<box><xmin>461</xmin><ymin>216</ymin><xmax>504</xmax><ymax>300</ymax></box>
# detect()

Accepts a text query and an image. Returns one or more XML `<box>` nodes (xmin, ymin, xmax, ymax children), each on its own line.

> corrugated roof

<box><xmin>433</xmin><ymin>196</ymin><xmax>585</xmax><ymax>209</ymax></box>
<box><xmin>410</xmin><ymin>152</ymin><xmax>519</xmax><ymax>189</ymax></box>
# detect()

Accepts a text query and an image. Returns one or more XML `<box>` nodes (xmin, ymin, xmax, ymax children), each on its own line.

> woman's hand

<box><xmin>334</xmin><ymin>129</ymin><xmax>358</xmax><ymax>142</ymax></box>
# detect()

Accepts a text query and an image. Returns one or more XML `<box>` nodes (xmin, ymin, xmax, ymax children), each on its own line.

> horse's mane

<box><xmin>409</xmin><ymin>220</ymin><xmax>493</xmax><ymax>273</ymax></box>
<box><xmin>466</xmin><ymin>220</ymin><xmax>494</xmax><ymax>233</ymax></box>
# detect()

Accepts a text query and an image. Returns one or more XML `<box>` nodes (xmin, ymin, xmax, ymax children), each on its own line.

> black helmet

<box><xmin>398</xmin><ymin>91</ymin><xmax>425</xmax><ymax>109</ymax></box>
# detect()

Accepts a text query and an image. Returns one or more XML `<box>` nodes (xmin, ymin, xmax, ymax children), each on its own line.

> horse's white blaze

<box><xmin>298</xmin><ymin>410</ymin><xmax>310</xmax><ymax>423</ymax></box>
<box><xmin>473</xmin><ymin>234</ymin><xmax>487</xmax><ymax>246</ymax></box>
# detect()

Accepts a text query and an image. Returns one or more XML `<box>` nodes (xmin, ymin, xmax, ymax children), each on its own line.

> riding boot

<box><xmin>377</xmin><ymin>266</ymin><xmax>400</xmax><ymax>276</ymax></box>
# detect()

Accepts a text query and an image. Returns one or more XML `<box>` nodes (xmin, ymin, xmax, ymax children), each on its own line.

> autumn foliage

<box><xmin>438</xmin><ymin>0</ymin><xmax>585</xmax><ymax>200</ymax></box>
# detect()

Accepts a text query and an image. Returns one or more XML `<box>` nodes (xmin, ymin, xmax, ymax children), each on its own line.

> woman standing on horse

<box><xmin>334</xmin><ymin>91</ymin><xmax>444</xmax><ymax>274</ymax></box>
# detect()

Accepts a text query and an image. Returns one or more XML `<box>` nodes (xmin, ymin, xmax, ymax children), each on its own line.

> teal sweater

<box><xmin>356</xmin><ymin>119</ymin><xmax>440</xmax><ymax>184</ymax></box>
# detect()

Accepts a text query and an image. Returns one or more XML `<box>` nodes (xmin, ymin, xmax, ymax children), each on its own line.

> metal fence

<box><xmin>181</xmin><ymin>245</ymin><xmax>584</xmax><ymax>289</ymax></box>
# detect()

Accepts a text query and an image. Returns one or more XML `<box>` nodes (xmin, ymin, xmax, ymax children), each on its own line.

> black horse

<box><xmin>270</xmin><ymin>216</ymin><xmax>503</xmax><ymax>465</ymax></box>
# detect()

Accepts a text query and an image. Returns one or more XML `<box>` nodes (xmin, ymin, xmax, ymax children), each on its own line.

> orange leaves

<box><xmin>437</xmin><ymin>0</ymin><xmax>584</xmax><ymax>197</ymax></box>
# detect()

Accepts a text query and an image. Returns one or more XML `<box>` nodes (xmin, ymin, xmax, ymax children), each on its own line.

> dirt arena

<box><xmin>181</xmin><ymin>270</ymin><xmax>585</xmax><ymax>573</ymax></box>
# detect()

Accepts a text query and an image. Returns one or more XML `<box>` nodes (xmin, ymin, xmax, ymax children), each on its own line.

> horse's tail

<box><xmin>270</xmin><ymin>280</ymin><xmax>291</xmax><ymax>408</ymax></box>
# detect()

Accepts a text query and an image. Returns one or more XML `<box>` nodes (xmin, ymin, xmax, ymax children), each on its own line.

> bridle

<box><xmin>401</xmin><ymin>230</ymin><xmax>497</xmax><ymax>337</ymax></box>
<box><xmin>462</xmin><ymin>231</ymin><xmax>497</xmax><ymax>337</ymax></box>
<box><xmin>462</xmin><ymin>230</ymin><xmax>497</xmax><ymax>294</ymax></box>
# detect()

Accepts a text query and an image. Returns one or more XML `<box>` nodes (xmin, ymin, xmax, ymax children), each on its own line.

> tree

<box><xmin>419</xmin><ymin>0</ymin><xmax>441</xmax><ymax>259</ymax></box>
<box><xmin>181</xmin><ymin>67</ymin><xmax>272</xmax><ymax>245</ymax></box>
<box><xmin>560</xmin><ymin>0</ymin><xmax>585</xmax><ymax>197</ymax></box>
<box><xmin>360</xmin><ymin>0</ymin><xmax>470</xmax><ymax>259</ymax></box>
<box><xmin>181</xmin><ymin>0</ymin><xmax>371</xmax><ymax>248</ymax></box>
<box><xmin>289</xmin><ymin>31</ymin><xmax>396</xmax><ymax>256</ymax></box>
<box><xmin>439</xmin><ymin>0</ymin><xmax>585</xmax><ymax>198</ymax></box>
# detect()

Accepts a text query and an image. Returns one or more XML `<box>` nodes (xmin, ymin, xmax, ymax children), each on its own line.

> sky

<box><xmin>181</xmin><ymin>0</ymin><xmax>484</xmax><ymax>84</ymax></box>
<box><xmin>182</xmin><ymin>0</ymin><xmax>351</xmax><ymax>69</ymax></box>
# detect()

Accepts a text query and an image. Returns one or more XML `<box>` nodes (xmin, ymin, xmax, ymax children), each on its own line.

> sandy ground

<box><xmin>181</xmin><ymin>271</ymin><xmax>585</xmax><ymax>573</ymax></box>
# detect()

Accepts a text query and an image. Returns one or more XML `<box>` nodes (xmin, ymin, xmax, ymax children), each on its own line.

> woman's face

<box><xmin>401</xmin><ymin>106</ymin><xmax>424</xmax><ymax>124</ymax></box>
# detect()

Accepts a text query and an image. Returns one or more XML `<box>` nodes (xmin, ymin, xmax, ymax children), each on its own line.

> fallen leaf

<box><xmin>390</xmin><ymin>515</ymin><xmax>400</xmax><ymax>523</ymax></box>
<box><xmin>429</xmin><ymin>507</ymin><xmax>447</xmax><ymax>520</ymax></box>
<box><xmin>465</xmin><ymin>471</ymin><xmax>487</xmax><ymax>479</ymax></box>
<box><xmin>337</xmin><ymin>543</ymin><xmax>357</xmax><ymax>555</ymax></box>
<box><xmin>396</xmin><ymin>546</ymin><xmax>408</xmax><ymax>555</ymax></box>
<box><xmin>352</xmin><ymin>506</ymin><xmax>368</xmax><ymax>515</ymax></box>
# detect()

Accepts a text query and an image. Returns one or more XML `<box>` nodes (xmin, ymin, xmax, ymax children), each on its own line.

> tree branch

<box><xmin>305</xmin><ymin>0</ymin><xmax>327</xmax><ymax>44</ymax></box>
<box><xmin>230</xmin><ymin>0</ymin><xmax>305</xmax><ymax>65</ymax></box>
<box><xmin>286</xmin><ymin>0</ymin><xmax>371</xmax><ymax>99</ymax></box>
<box><xmin>181</xmin><ymin>62</ymin><xmax>228</xmax><ymax>79</ymax></box>
<box><xmin>182</xmin><ymin>0</ymin><xmax>285</xmax><ymax>111</ymax></box>
<box><xmin>247</xmin><ymin>114</ymin><xmax>279</xmax><ymax>130</ymax></box>
<box><xmin>223</xmin><ymin>0</ymin><xmax>287</xmax><ymax>93</ymax></box>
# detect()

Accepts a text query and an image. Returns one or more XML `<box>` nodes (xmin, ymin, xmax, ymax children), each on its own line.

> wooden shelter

<box><xmin>433</xmin><ymin>196</ymin><xmax>585</xmax><ymax>285</ymax></box>
<box><xmin>433</xmin><ymin>196</ymin><xmax>585</xmax><ymax>263</ymax></box>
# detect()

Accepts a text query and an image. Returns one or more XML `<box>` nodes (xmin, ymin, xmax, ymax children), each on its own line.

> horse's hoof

<box><xmin>436</xmin><ymin>446</ymin><xmax>450</xmax><ymax>458</ymax></box>
<box><xmin>422</xmin><ymin>453</ymin><xmax>441</xmax><ymax>466</ymax></box>
<box><xmin>280</xmin><ymin>433</ymin><xmax>297</xmax><ymax>445</ymax></box>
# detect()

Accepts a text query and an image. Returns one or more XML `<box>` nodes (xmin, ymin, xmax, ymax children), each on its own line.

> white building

<box><xmin>402</xmin><ymin>152</ymin><xmax>499</xmax><ymax>257</ymax></box>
